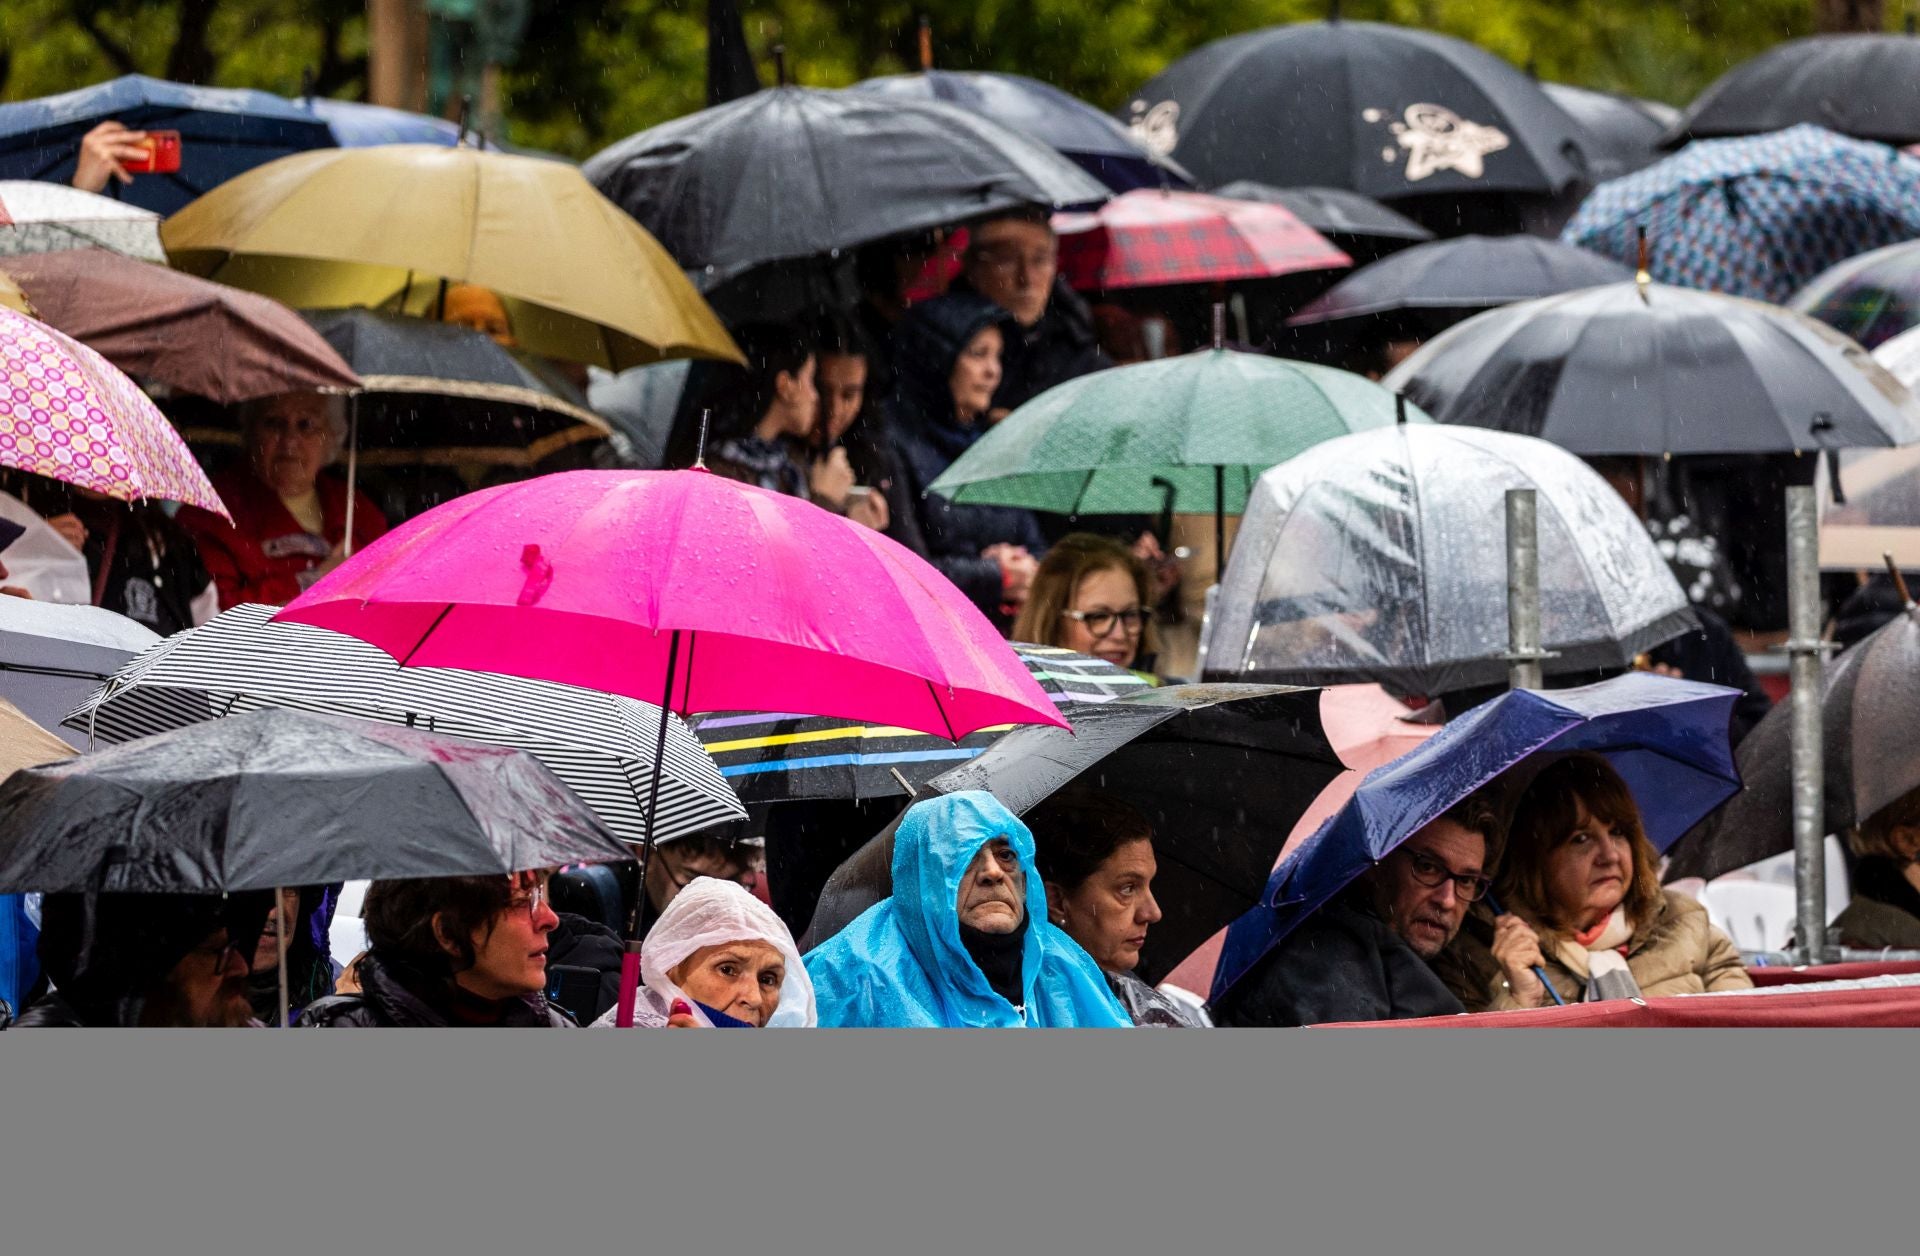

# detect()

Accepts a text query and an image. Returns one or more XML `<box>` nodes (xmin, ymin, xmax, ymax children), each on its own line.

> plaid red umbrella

<box><xmin>1053</xmin><ymin>189</ymin><xmax>1350</xmax><ymax>291</ymax></box>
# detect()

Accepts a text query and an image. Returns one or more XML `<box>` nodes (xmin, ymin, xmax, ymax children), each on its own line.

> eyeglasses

<box><xmin>508</xmin><ymin>881</ymin><xmax>548</xmax><ymax>922</ymax></box>
<box><xmin>972</xmin><ymin>245</ymin><xmax>1057</xmax><ymax>276</ymax></box>
<box><xmin>1398</xmin><ymin>849</ymin><xmax>1492</xmax><ymax>902</ymax></box>
<box><xmin>1061</xmin><ymin>607</ymin><xmax>1151</xmax><ymax>639</ymax></box>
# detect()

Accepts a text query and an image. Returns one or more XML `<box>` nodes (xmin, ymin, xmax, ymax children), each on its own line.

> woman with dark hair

<box><xmin>248</xmin><ymin>885</ymin><xmax>338</xmax><ymax>1025</ymax></box>
<box><xmin>690</xmin><ymin>321</ymin><xmax>818</xmax><ymax>498</ymax></box>
<box><xmin>886</xmin><ymin>293</ymin><xmax>1048</xmax><ymax>624</ymax></box>
<box><xmin>806</xmin><ymin>313</ymin><xmax>902</xmax><ymax>541</ymax></box>
<box><xmin>297</xmin><ymin>870</ymin><xmax>571</xmax><ymax>1027</ymax></box>
<box><xmin>1832</xmin><ymin>787</ymin><xmax>1920</xmax><ymax>950</ymax></box>
<box><xmin>1488</xmin><ymin>754</ymin><xmax>1748</xmax><ymax>1008</ymax></box>
<box><xmin>1026</xmin><ymin>789</ymin><xmax>1208</xmax><ymax>1026</ymax></box>
<box><xmin>1011</xmin><ymin>533</ymin><xmax>1157</xmax><ymax>675</ymax></box>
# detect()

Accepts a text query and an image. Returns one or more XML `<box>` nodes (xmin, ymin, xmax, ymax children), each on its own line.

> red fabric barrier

<box><xmin>1321</xmin><ymin>983</ymin><xmax>1920</xmax><ymax>1027</ymax></box>
<box><xmin>1746</xmin><ymin>961</ymin><xmax>1920</xmax><ymax>987</ymax></box>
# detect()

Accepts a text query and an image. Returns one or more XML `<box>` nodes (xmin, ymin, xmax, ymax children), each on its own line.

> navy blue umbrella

<box><xmin>0</xmin><ymin>75</ymin><xmax>335</xmax><ymax>215</ymax></box>
<box><xmin>852</xmin><ymin>70</ymin><xmax>1191</xmax><ymax>192</ymax></box>
<box><xmin>295</xmin><ymin>97</ymin><xmax>463</xmax><ymax>148</ymax></box>
<box><xmin>1210</xmin><ymin>673</ymin><xmax>1742</xmax><ymax>1002</ymax></box>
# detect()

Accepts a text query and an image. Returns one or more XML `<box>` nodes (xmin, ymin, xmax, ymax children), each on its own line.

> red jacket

<box><xmin>177</xmin><ymin>467</ymin><xmax>388</xmax><ymax>609</ymax></box>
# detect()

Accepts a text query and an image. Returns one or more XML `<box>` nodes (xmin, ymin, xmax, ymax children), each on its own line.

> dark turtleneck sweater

<box><xmin>960</xmin><ymin>915</ymin><xmax>1030</xmax><ymax>1009</ymax></box>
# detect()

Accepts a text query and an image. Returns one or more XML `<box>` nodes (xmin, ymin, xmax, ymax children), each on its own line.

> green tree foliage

<box><xmin>0</xmin><ymin>0</ymin><xmax>1885</xmax><ymax>159</ymax></box>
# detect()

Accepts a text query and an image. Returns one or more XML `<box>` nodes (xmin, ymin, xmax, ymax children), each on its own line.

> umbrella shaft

<box><xmin>1785</xmin><ymin>486</ymin><xmax>1829</xmax><ymax>964</ymax></box>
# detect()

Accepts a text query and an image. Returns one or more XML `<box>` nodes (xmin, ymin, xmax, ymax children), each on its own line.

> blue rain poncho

<box><xmin>805</xmin><ymin>791</ymin><xmax>1130</xmax><ymax>1028</ymax></box>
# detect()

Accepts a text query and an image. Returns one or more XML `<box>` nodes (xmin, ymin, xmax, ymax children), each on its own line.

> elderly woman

<box><xmin>1832</xmin><ymin>787</ymin><xmax>1920</xmax><ymax>950</ymax></box>
<box><xmin>1011</xmin><ymin>533</ymin><xmax>1156</xmax><ymax>674</ymax></box>
<box><xmin>1488</xmin><ymin>754</ymin><xmax>1750</xmax><ymax>1009</ymax></box>
<box><xmin>298</xmin><ymin>870</ymin><xmax>571</xmax><ymax>1027</ymax></box>
<box><xmin>594</xmin><ymin>877</ymin><xmax>814</xmax><ymax>1027</ymax></box>
<box><xmin>1026</xmin><ymin>789</ymin><xmax>1207</xmax><ymax>1026</ymax></box>
<box><xmin>176</xmin><ymin>391</ymin><xmax>388</xmax><ymax>609</ymax></box>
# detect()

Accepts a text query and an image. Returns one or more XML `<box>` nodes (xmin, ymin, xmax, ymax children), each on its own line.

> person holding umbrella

<box><xmin>952</xmin><ymin>208</ymin><xmax>1110</xmax><ymax>417</ymax></box>
<box><xmin>1488</xmin><ymin>755</ymin><xmax>1749</xmax><ymax>1009</ymax></box>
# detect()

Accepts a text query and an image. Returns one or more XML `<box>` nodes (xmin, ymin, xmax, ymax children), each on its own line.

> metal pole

<box><xmin>1786</xmin><ymin>485</ymin><xmax>1829</xmax><ymax>964</ymax></box>
<box><xmin>1505</xmin><ymin>488</ymin><xmax>1543</xmax><ymax>690</ymax></box>
<box><xmin>275</xmin><ymin>886</ymin><xmax>291</xmax><ymax>1028</ymax></box>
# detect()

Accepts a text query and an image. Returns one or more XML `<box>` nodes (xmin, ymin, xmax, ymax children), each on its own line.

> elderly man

<box><xmin>952</xmin><ymin>209</ymin><xmax>1111</xmax><ymax>417</ymax></box>
<box><xmin>1211</xmin><ymin>794</ymin><xmax>1502</xmax><ymax>1027</ymax></box>
<box><xmin>805</xmin><ymin>791</ymin><xmax>1131</xmax><ymax>1028</ymax></box>
<box><xmin>177</xmin><ymin>392</ymin><xmax>387</xmax><ymax>608</ymax></box>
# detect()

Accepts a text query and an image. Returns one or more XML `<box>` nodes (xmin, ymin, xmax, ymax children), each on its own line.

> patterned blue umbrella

<box><xmin>1562</xmin><ymin>125</ymin><xmax>1920</xmax><ymax>304</ymax></box>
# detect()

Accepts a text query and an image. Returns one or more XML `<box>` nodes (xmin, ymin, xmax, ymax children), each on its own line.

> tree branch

<box><xmin>72</xmin><ymin>10</ymin><xmax>142</xmax><ymax>77</ymax></box>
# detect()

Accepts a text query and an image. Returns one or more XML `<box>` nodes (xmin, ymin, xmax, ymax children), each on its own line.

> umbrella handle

<box><xmin>614</xmin><ymin>945</ymin><xmax>642</xmax><ymax>1027</ymax></box>
<box><xmin>1482</xmin><ymin>890</ymin><xmax>1566</xmax><ymax>1008</ymax></box>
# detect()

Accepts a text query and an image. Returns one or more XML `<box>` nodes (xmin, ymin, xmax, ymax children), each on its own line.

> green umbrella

<box><xmin>927</xmin><ymin>343</ymin><xmax>1429</xmax><ymax>563</ymax></box>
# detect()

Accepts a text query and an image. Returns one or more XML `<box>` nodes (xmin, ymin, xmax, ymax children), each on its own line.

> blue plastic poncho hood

<box><xmin>805</xmin><ymin>791</ymin><xmax>1129</xmax><ymax>1027</ymax></box>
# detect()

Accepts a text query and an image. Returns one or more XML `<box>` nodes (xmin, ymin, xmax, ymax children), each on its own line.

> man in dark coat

<box><xmin>1211</xmin><ymin>794</ymin><xmax>1500</xmax><ymax>1027</ymax></box>
<box><xmin>950</xmin><ymin>209</ymin><xmax>1111</xmax><ymax>417</ymax></box>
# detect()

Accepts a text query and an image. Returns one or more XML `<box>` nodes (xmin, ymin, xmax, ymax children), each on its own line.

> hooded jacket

<box><xmin>884</xmin><ymin>295</ymin><xmax>1049</xmax><ymax>616</ymax></box>
<box><xmin>949</xmin><ymin>275</ymin><xmax>1112</xmax><ymax>414</ymax></box>
<box><xmin>1830</xmin><ymin>856</ymin><xmax>1920</xmax><ymax>951</ymax></box>
<box><xmin>804</xmin><ymin>792</ymin><xmax>1130</xmax><ymax>1028</ymax></box>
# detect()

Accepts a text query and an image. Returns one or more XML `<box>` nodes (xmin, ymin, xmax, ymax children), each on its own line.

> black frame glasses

<box><xmin>1060</xmin><ymin>607</ymin><xmax>1152</xmax><ymax>639</ymax></box>
<box><xmin>1398</xmin><ymin>848</ymin><xmax>1492</xmax><ymax>902</ymax></box>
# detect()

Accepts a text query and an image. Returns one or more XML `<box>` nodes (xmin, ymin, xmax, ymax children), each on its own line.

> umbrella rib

<box><xmin>399</xmin><ymin>604</ymin><xmax>455</xmax><ymax>667</ymax></box>
<box><xmin>927</xmin><ymin>680</ymin><xmax>959</xmax><ymax>745</ymax></box>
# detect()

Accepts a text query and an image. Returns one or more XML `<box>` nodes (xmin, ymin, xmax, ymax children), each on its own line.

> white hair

<box><xmin>237</xmin><ymin>392</ymin><xmax>351</xmax><ymax>462</ymax></box>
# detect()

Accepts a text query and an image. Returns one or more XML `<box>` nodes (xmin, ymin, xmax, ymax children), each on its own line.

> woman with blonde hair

<box><xmin>1488</xmin><ymin>753</ymin><xmax>1749</xmax><ymax>1009</ymax></box>
<box><xmin>1011</xmin><ymin>533</ymin><xmax>1156</xmax><ymax>676</ymax></box>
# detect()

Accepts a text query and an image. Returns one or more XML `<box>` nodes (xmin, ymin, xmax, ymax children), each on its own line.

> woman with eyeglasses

<box><xmin>298</xmin><ymin>870</ymin><xmax>573</xmax><ymax>1027</ymax></box>
<box><xmin>1011</xmin><ymin>533</ymin><xmax>1157</xmax><ymax>677</ymax></box>
<box><xmin>1487</xmin><ymin>754</ymin><xmax>1749</xmax><ymax>1009</ymax></box>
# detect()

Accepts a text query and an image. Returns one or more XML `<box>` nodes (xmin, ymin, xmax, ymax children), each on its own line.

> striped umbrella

<box><xmin>691</xmin><ymin>644</ymin><xmax>1150</xmax><ymax>803</ymax></box>
<box><xmin>65</xmin><ymin>603</ymin><xmax>746</xmax><ymax>846</ymax></box>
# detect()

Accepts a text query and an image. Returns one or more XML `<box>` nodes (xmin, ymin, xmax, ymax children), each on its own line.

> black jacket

<box><xmin>1210</xmin><ymin>897</ymin><xmax>1465</xmax><ymax>1027</ymax></box>
<box><xmin>298</xmin><ymin>954</ymin><xmax>573</xmax><ymax>1027</ymax></box>
<box><xmin>543</xmin><ymin>912</ymin><xmax>626</xmax><ymax>1026</ymax></box>
<box><xmin>950</xmin><ymin>276</ymin><xmax>1112</xmax><ymax>413</ymax></box>
<box><xmin>885</xmin><ymin>293</ymin><xmax>1049</xmax><ymax>617</ymax></box>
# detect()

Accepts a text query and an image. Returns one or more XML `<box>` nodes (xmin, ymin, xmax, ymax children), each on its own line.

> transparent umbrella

<box><xmin>1203</xmin><ymin>425</ymin><xmax>1695</xmax><ymax>697</ymax></box>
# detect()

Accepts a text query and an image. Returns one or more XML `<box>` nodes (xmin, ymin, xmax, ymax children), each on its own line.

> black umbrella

<box><xmin>1541</xmin><ymin>83</ymin><xmax>1676</xmax><ymax>182</ymax></box>
<box><xmin>1385</xmin><ymin>280</ymin><xmax>1920</xmax><ymax>456</ymax></box>
<box><xmin>582</xmin><ymin>85</ymin><xmax>1107</xmax><ymax>288</ymax></box>
<box><xmin>1669</xmin><ymin>34</ymin><xmax>1920</xmax><ymax>147</ymax></box>
<box><xmin>0</xmin><ymin>708</ymin><xmax>631</xmax><ymax>896</ymax></box>
<box><xmin>1124</xmin><ymin>21</ymin><xmax>1590</xmax><ymax>208</ymax></box>
<box><xmin>1211</xmin><ymin>181</ymin><xmax>1432</xmax><ymax>265</ymax></box>
<box><xmin>1288</xmin><ymin>234</ymin><xmax>1629</xmax><ymax>326</ymax></box>
<box><xmin>1666</xmin><ymin>601</ymin><xmax>1920</xmax><ymax>883</ymax></box>
<box><xmin>801</xmin><ymin>685</ymin><xmax>1342</xmax><ymax>986</ymax></box>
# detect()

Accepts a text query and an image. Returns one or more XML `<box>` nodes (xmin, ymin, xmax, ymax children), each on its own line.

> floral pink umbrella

<box><xmin>277</xmin><ymin>467</ymin><xmax>1066</xmax><ymax>1023</ymax></box>
<box><xmin>0</xmin><ymin>305</ymin><xmax>228</xmax><ymax>520</ymax></box>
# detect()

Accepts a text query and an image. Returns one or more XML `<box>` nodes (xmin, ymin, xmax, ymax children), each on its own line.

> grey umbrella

<box><xmin>1288</xmin><ymin>234</ymin><xmax>1630</xmax><ymax>327</ymax></box>
<box><xmin>1203</xmin><ymin>424</ymin><xmax>1694</xmax><ymax>697</ymax></box>
<box><xmin>1541</xmin><ymin>83</ymin><xmax>1675</xmax><ymax>183</ymax></box>
<box><xmin>1666</xmin><ymin>601</ymin><xmax>1920</xmax><ymax>883</ymax></box>
<box><xmin>1386</xmin><ymin>281</ymin><xmax>1920</xmax><ymax>457</ymax></box>
<box><xmin>0</xmin><ymin>597</ymin><xmax>159</xmax><ymax>734</ymax></box>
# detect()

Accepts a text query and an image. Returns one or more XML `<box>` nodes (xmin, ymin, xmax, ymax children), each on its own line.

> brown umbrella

<box><xmin>0</xmin><ymin>696</ymin><xmax>75</xmax><ymax>778</ymax></box>
<box><xmin>1</xmin><ymin>247</ymin><xmax>359</xmax><ymax>404</ymax></box>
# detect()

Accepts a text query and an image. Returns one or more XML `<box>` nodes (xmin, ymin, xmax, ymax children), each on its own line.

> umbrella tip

<box><xmin>1884</xmin><ymin>553</ymin><xmax>1915</xmax><ymax>608</ymax></box>
<box><xmin>693</xmin><ymin>408</ymin><xmax>713</xmax><ymax>470</ymax></box>
<box><xmin>1635</xmin><ymin>225</ymin><xmax>1651</xmax><ymax>302</ymax></box>
<box><xmin>918</xmin><ymin>16</ymin><xmax>934</xmax><ymax>71</ymax></box>
<box><xmin>456</xmin><ymin>95</ymin><xmax>473</xmax><ymax>146</ymax></box>
<box><xmin>1212</xmin><ymin>302</ymin><xmax>1226</xmax><ymax>351</ymax></box>
<box><xmin>1328</xmin><ymin>0</ymin><xmax>1341</xmax><ymax>22</ymax></box>
<box><xmin>1395</xmin><ymin>392</ymin><xmax>1408</xmax><ymax>426</ymax></box>
<box><xmin>772</xmin><ymin>45</ymin><xmax>789</xmax><ymax>87</ymax></box>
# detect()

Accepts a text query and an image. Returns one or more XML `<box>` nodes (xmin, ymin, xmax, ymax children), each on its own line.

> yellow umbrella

<box><xmin>0</xmin><ymin>696</ymin><xmax>75</xmax><ymax>778</ymax></box>
<box><xmin>161</xmin><ymin>144</ymin><xmax>741</xmax><ymax>371</ymax></box>
<box><xmin>0</xmin><ymin>269</ymin><xmax>32</xmax><ymax>317</ymax></box>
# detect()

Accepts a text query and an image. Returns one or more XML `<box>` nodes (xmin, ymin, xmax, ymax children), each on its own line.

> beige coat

<box><xmin>1489</xmin><ymin>890</ymin><xmax>1750</xmax><ymax>1010</ymax></box>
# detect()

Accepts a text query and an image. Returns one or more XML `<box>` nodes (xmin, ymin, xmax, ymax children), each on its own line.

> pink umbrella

<box><xmin>278</xmin><ymin>467</ymin><xmax>1067</xmax><ymax>1024</ymax></box>
<box><xmin>0</xmin><ymin>305</ymin><xmax>228</xmax><ymax>519</ymax></box>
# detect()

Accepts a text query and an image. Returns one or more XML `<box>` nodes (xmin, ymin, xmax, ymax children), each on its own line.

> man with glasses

<box><xmin>1211</xmin><ymin>794</ymin><xmax>1502</xmax><ymax>1027</ymax></box>
<box><xmin>954</xmin><ymin>209</ymin><xmax>1111</xmax><ymax>418</ymax></box>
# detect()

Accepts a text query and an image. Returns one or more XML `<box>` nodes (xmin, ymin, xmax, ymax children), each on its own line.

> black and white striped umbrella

<box><xmin>65</xmin><ymin>603</ymin><xmax>746</xmax><ymax>846</ymax></box>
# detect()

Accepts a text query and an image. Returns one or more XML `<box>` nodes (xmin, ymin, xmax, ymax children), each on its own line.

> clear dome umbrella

<box><xmin>1202</xmin><ymin>425</ymin><xmax>1695</xmax><ymax>698</ymax></box>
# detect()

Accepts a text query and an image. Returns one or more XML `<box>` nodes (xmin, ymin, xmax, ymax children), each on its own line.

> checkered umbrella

<box><xmin>1562</xmin><ymin>125</ymin><xmax>1920</xmax><ymax>304</ymax></box>
<box><xmin>1054</xmin><ymin>189</ymin><xmax>1349</xmax><ymax>291</ymax></box>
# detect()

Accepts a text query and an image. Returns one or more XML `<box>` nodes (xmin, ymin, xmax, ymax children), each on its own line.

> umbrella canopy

<box><xmin>1387</xmin><ymin>281</ymin><xmax>1920</xmax><ymax>457</ymax></box>
<box><xmin>1670</xmin><ymin>34</ymin><xmax>1920</xmax><ymax>147</ymax></box>
<box><xmin>803</xmin><ymin>685</ymin><xmax>1345</xmax><ymax>986</ymax></box>
<box><xmin>0</xmin><ymin>708</ymin><xmax>631</xmax><ymax>895</ymax></box>
<box><xmin>1790</xmin><ymin>239</ymin><xmax>1920</xmax><ymax>351</ymax></box>
<box><xmin>0</xmin><ymin>597</ymin><xmax>158</xmax><ymax>733</ymax></box>
<box><xmin>0</xmin><ymin>305</ymin><xmax>228</xmax><ymax>517</ymax></box>
<box><xmin>1540</xmin><ymin>83</ymin><xmax>1675</xmax><ymax>183</ymax></box>
<box><xmin>928</xmin><ymin>347</ymin><xmax>1426</xmax><ymax>518</ymax></box>
<box><xmin>853</xmin><ymin>70</ymin><xmax>1191</xmax><ymax>192</ymax></box>
<box><xmin>1124</xmin><ymin>21</ymin><xmax>1589</xmax><ymax>200</ymax></box>
<box><xmin>161</xmin><ymin>143</ymin><xmax>741</xmax><ymax>372</ymax></box>
<box><xmin>1204</xmin><ymin>425</ymin><xmax>1695</xmax><ymax>697</ymax></box>
<box><xmin>587</xmin><ymin>359</ymin><xmax>690</xmax><ymax>470</ymax></box>
<box><xmin>274</xmin><ymin>468</ymin><xmax>1065</xmax><ymax>740</ymax></box>
<box><xmin>1818</xmin><ymin>442</ymin><xmax>1920</xmax><ymax>571</ymax></box>
<box><xmin>1287</xmin><ymin>234</ymin><xmax>1630</xmax><ymax>326</ymax></box>
<box><xmin>0</xmin><ymin>181</ymin><xmax>164</xmax><ymax>262</ymax></box>
<box><xmin>0</xmin><ymin>75</ymin><xmax>336</xmax><ymax>216</ymax></box>
<box><xmin>1666</xmin><ymin>603</ymin><xmax>1920</xmax><ymax>883</ymax></box>
<box><xmin>691</xmin><ymin>643</ymin><xmax>1149</xmax><ymax>804</ymax></box>
<box><xmin>1051</xmin><ymin>189</ymin><xmax>1350</xmax><ymax>291</ymax></box>
<box><xmin>1211</xmin><ymin>673</ymin><xmax>1742</xmax><ymax>1000</ymax></box>
<box><xmin>0</xmin><ymin>271</ymin><xmax>28</xmax><ymax>316</ymax></box>
<box><xmin>294</xmin><ymin>97</ymin><xmax>471</xmax><ymax>148</ymax></box>
<box><xmin>1210</xmin><ymin>182</ymin><xmax>1432</xmax><ymax>264</ymax></box>
<box><xmin>0</xmin><ymin>695</ymin><xmax>75</xmax><ymax>778</ymax></box>
<box><xmin>1562</xmin><ymin>126</ymin><xmax>1920</xmax><ymax>304</ymax></box>
<box><xmin>64</xmin><ymin>602</ymin><xmax>747</xmax><ymax>846</ymax></box>
<box><xmin>2</xmin><ymin>247</ymin><xmax>360</xmax><ymax>404</ymax></box>
<box><xmin>581</xmin><ymin>85</ymin><xmax>1108</xmax><ymax>288</ymax></box>
<box><xmin>297</xmin><ymin>307</ymin><xmax>608</xmax><ymax>456</ymax></box>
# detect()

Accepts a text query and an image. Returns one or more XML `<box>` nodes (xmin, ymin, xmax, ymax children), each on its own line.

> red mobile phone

<box><xmin>122</xmin><ymin>130</ymin><xmax>182</xmax><ymax>175</ymax></box>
